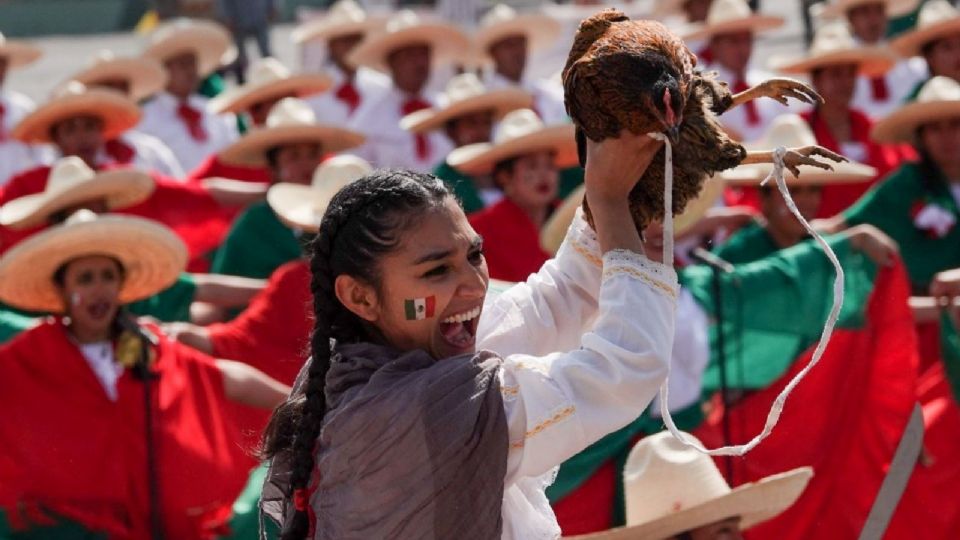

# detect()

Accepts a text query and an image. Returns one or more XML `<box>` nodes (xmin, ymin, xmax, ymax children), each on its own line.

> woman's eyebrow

<box><xmin>413</xmin><ymin>248</ymin><xmax>454</xmax><ymax>265</ymax></box>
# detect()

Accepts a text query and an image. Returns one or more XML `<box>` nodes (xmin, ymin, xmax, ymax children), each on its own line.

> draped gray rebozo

<box><xmin>261</xmin><ymin>342</ymin><xmax>509</xmax><ymax>540</ymax></box>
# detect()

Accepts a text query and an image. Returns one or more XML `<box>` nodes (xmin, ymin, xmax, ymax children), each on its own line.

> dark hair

<box><xmin>491</xmin><ymin>157</ymin><xmax>517</xmax><ymax>191</ymax></box>
<box><xmin>53</xmin><ymin>255</ymin><xmax>126</xmax><ymax>288</ymax></box>
<box><xmin>261</xmin><ymin>169</ymin><xmax>451</xmax><ymax>539</ymax></box>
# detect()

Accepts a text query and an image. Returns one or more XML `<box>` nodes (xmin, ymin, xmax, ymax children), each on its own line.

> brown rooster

<box><xmin>563</xmin><ymin>9</ymin><xmax>846</xmax><ymax>229</ymax></box>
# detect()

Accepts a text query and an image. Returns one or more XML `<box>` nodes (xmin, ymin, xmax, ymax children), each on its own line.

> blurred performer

<box><xmin>0</xmin><ymin>32</ymin><xmax>47</xmax><ymax>185</ymax></box>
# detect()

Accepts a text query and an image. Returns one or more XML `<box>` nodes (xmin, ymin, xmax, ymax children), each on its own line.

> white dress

<box><xmin>484</xmin><ymin>71</ymin><xmax>569</xmax><ymax>125</ymax></box>
<box><xmin>0</xmin><ymin>90</ymin><xmax>51</xmax><ymax>186</ymax></box>
<box><xmin>305</xmin><ymin>66</ymin><xmax>391</xmax><ymax>128</ymax></box>
<box><xmin>138</xmin><ymin>91</ymin><xmax>240</xmax><ymax>173</ymax></box>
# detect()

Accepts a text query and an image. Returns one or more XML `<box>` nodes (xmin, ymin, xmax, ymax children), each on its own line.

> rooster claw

<box><xmin>782</xmin><ymin>145</ymin><xmax>847</xmax><ymax>178</ymax></box>
<box><xmin>732</xmin><ymin>78</ymin><xmax>824</xmax><ymax>109</ymax></box>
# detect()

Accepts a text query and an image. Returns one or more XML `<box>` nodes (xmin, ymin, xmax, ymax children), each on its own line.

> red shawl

<box><xmin>468</xmin><ymin>198</ymin><xmax>551</xmax><ymax>282</ymax></box>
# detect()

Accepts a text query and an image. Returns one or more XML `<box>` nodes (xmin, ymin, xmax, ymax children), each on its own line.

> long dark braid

<box><xmin>262</xmin><ymin>169</ymin><xmax>451</xmax><ymax>539</ymax></box>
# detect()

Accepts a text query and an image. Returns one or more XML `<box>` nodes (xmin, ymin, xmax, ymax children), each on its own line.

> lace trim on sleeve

<box><xmin>602</xmin><ymin>249</ymin><xmax>679</xmax><ymax>300</ymax></box>
<box><xmin>562</xmin><ymin>208</ymin><xmax>602</xmax><ymax>269</ymax></box>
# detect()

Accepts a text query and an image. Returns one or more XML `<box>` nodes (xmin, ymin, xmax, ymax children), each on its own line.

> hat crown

<box><xmin>63</xmin><ymin>208</ymin><xmax>99</xmax><ymax>226</ymax></box>
<box><xmin>309</xmin><ymin>155</ymin><xmax>372</xmax><ymax>210</ymax></box>
<box><xmin>493</xmin><ymin>109</ymin><xmax>545</xmax><ymax>144</ymax></box>
<box><xmin>916</xmin><ymin>75</ymin><xmax>960</xmax><ymax>103</ymax></box>
<box><xmin>705</xmin><ymin>0</ymin><xmax>755</xmax><ymax>25</ymax></box>
<box><xmin>442</xmin><ymin>73</ymin><xmax>488</xmax><ymax>105</ymax></box>
<box><xmin>755</xmin><ymin>114</ymin><xmax>819</xmax><ymax>148</ymax></box>
<box><xmin>808</xmin><ymin>21</ymin><xmax>859</xmax><ymax>55</ymax></box>
<box><xmin>265</xmin><ymin>98</ymin><xmax>317</xmax><ymax>128</ymax></box>
<box><xmin>53</xmin><ymin>80</ymin><xmax>90</xmax><ymax>99</ymax></box>
<box><xmin>480</xmin><ymin>4</ymin><xmax>519</xmax><ymax>28</ymax></box>
<box><xmin>248</xmin><ymin>57</ymin><xmax>292</xmax><ymax>86</ymax></box>
<box><xmin>327</xmin><ymin>0</ymin><xmax>367</xmax><ymax>24</ymax></box>
<box><xmin>46</xmin><ymin>157</ymin><xmax>99</xmax><ymax>194</ymax></box>
<box><xmin>387</xmin><ymin>10</ymin><xmax>425</xmax><ymax>33</ymax></box>
<box><xmin>92</xmin><ymin>49</ymin><xmax>116</xmax><ymax>66</ymax></box>
<box><xmin>917</xmin><ymin>0</ymin><xmax>959</xmax><ymax>29</ymax></box>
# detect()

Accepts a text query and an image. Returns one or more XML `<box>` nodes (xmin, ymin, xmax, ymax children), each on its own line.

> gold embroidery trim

<box><xmin>572</xmin><ymin>239</ymin><xmax>603</xmax><ymax>268</ymax></box>
<box><xmin>501</xmin><ymin>385</ymin><xmax>520</xmax><ymax>397</ymax></box>
<box><xmin>603</xmin><ymin>265</ymin><xmax>678</xmax><ymax>300</ymax></box>
<box><xmin>509</xmin><ymin>405</ymin><xmax>576</xmax><ymax>450</ymax></box>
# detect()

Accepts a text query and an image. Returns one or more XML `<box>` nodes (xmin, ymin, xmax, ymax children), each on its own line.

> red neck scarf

<box><xmin>335</xmin><ymin>81</ymin><xmax>362</xmax><ymax>114</ymax></box>
<box><xmin>176</xmin><ymin>101</ymin><xmax>208</xmax><ymax>142</ymax></box>
<box><xmin>401</xmin><ymin>97</ymin><xmax>431</xmax><ymax>160</ymax></box>
<box><xmin>104</xmin><ymin>138</ymin><xmax>136</xmax><ymax>164</ymax></box>
<box><xmin>869</xmin><ymin>75</ymin><xmax>890</xmax><ymax>101</ymax></box>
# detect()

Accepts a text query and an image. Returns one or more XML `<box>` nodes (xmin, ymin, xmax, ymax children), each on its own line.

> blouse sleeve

<box><xmin>498</xmin><ymin>249</ymin><xmax>678</xmax><ymax>484</ymax></box>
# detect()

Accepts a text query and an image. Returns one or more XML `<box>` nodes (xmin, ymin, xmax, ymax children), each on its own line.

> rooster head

<box><xmin>647</xmin><ymin>69</ymin><xmax>686</xmax><ymax>143</ymax></box>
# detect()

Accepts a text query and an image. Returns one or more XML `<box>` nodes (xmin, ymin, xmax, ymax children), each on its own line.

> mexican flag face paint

<box><xmin>404</xmin><ymin>296</ymin><xmax>436</xmax><ymax>321</ymax></box>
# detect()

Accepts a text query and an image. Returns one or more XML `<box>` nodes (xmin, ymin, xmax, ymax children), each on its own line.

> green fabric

<box><xmin>434</xmin><ymin>161</ymin><xmax>486</xmax><ymax>214</ymax></box>
<box><xmin>127</xmin><ymin>273</ymin><xmax>197</xmax><ymax>323</ymax></box>
<box><xmin>558</xmin><ymin>167</ymin><xmax>584</xmax><ymax>201</ymax></box>
<box><xmin>905</xmin><ymin>79</ymin><xmax>926</xmax><ymax>102</ymax></box>
<box><xmin>0</xmin><ymin>510</ymin><xmax>107</xmax><ymax>539</ymax></box>
<box><xmin>217</xmin><ymin>464</ymin><xmax>278</xmax><ymax>540</ymax></box>
<box><xmin>941</xmin><ymin>312</ymin><xmax>960</xmax><ymax>406</ymax></box>
<box><xmin>211</xmin><ymin>201</ymin><xmax>303</xmax><ymax>279</ymax></box>
<box><xmin>198</xmin><ymin>73</ymin><xmax>226</xmax><ymax>99</ymax></box>
<box><xmin>844</xmin><ymin>162</ymin><xmax>960</xmax><ymax>292</ymax></box>
<box><xmin>887</xmin><ymin>0</ymin><xmax>925</xmax><ymax>37</ymax></box>
<box><xmin>0</xmin><ymin>308</ymin><xmax>36</xmax><ymax>344</ymax></box>
<box><xmin>713</xmin><ymin>221</ymin><xmax>780</xmax><ymax>265</ymax></box>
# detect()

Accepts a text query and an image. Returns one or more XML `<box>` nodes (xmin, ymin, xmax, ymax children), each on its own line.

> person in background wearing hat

<box><xmin>401</xmin><ymin>72</ymin><xmax>532</xmax><ymax>214</ymax></box>
<box><xmin>216</xmin><ymin>0</ymin><xmax>277</xmax><ymax>84</ymax></box>
<box><xmin>889</xmin><ymin>0</ymin><xmax>960</xmax><ymax>100</ymax></box>
<box><xmin>0</xmin><ymin>211</ymin><xmax>289</xmax><ymax>538</ymax></box>
<box><xmin>655</xmin><ymin>0</ymin><xmax>715</xmax><ymax>64</ymax></box>
<box><xmin>347</xmin><ymin>10</ymin><xmax>470</xmax><ymax>172</ymax></box>
<box><xmin>0</xmin><ymin>32</ymin><xmax>49</xmax><ymax>186</ymax></box>
<box><xmin>295</xmin><ymin>0</ymin><xmax>390</xmax><ymax>127</ymax></box>
<box><xmin>139</xmin><ymin>18</ymin><xmax>240</xmax><ymax>172</ymax></box>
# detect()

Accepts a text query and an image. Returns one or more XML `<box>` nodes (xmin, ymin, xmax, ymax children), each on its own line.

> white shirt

<box><xmin>477</xmin><ymin>210</ymin><xmax>677</xmax><ymax>539</ymax></box>
<box><xmin>0</xmin><ymin>90</ymin><xmax>51</xmax><ymax>186</ymax></box>
<box><xmin>137</xmin><ymin>91</ymin><xmax>240</xmax><ymax>173</ymax></box>
<box><xmin>114</xmin><ymin>130</ymin><xmax>186</xmax><ymax>178</ymax></box>
<box><xmin>78</xmin><ymin>341</ymin><xmax>124</xmax><ymax>401</ymax></box>
<box><xmin>852</xmin><ymin>56</ymin><xmax>928</xmax><ymax>120</ymax></box>
<box><xmin>306</xmin><ymin>66</ymin><xmax>391</xmax><ymax>128</ymax></box>
<box><xmin>485</xmin><ymin>71</ymin><xmax>569</xmax><ymax>125</ymax></box>
<box><xmin>649</xmin><ymin>288</ymin><xmax>710</xmax><ymax>417</ymax></box>
<box><xmin>707</xmin><ymin>63</ymin><xmax>795</xmax><ymax>143</ymax></box>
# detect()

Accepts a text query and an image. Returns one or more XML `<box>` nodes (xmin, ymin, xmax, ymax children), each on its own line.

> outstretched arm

<box><xmin>216</xmin><ymin>359</ymin><xmax>291</xmax><ymax>409</ymax></box>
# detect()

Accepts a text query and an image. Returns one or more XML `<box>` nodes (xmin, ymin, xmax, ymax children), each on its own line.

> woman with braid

<box><xmin>260</xmin><ymin>132</ymin><xmax>677</xmax><ymax>538</ymax></box>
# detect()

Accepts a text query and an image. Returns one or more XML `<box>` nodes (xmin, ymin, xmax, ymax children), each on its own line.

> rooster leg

<box><xmin>729</xmin><ymin>78</ymin><xmax>824</xmax><ymax>109</ymax></box>
<box><xmin>742</xmin><ymin>145</ymin><xmax>847</xmax><ymax>178</ymax></box>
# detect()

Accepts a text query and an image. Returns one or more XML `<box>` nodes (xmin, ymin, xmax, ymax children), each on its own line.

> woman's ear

<box><xmin>334</xmin><ymin>274</ymin><xmax>380</xmax><ymax>322</ymax></box>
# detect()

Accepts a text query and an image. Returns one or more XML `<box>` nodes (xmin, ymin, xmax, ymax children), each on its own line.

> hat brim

<box><xmin>890</xmin><ymin>18</ymin><xmax>960</xmax><ymax>58</ymax></box>
<box><xmin>722</xmin><ymin>159</ymin><xmax>877</xmax><ymax>184</ymax></box>
<box><xmin>292</xmin><ymin>17</ymin><xmax>385</xmax><ymax>44</ymax></box>
<box><xmin>683</xmin><ymin>15</ymin><xmax>785</xmax><ymax>42</ymax></box>
<box><xmin>267</xmin><ymin>183</ymin><xmax>331</xmax><ymax>232</ymax></box>
<box><xmin>209</xmin><ymin>73</ymin><xmax>334</xmax><ymax>115</ymax></box>
<box><xmin>447</xmin><ymin>123</ymin><xmax>578</xmax><ymax>175</ymax></box>
<box><xmin>871</xmin><ymin>99</ymin><xmax>960</xmax><ymax>143</ymax></box>
<box><xmin>820</xmin><ymin>0</ymin><xmax>920</xmax><ymax>18</ymax></box>
<box><xmin>473</xmin><ymin>14</ymin><xmax>563</xmax><ymax>58</ymax></box>
<box><xmin>143</xmin><ymin>26</ymin><xmax>233</xmax><ymax>77</ymax></box>
<box><xmin>0</xmin><ymin>215</ymin><xmax>187</xmax><ymax>313</ymax></box>
<box><xmin>566</xmin><ymin>468</ymin><xmax>812</xmax><ymax>540</ymax></box>
<box><xmin>11</xmin><ymin>90</ymin><xmax>141</xmax><ymax>144</ymax></box>
<box><xmin>0</xmin><ymin>170</ymin><xmax>155</xmax><ymax>230</ymax></box>
<box><xmin>774</xmin><ymin>47</ymin><xmax>896</xmax><ymax>77</ymax></box>
<box><xmin>347</xmin><ymin>23</ymin><xmax>471</xmax><ymax>72</ymax></box>
<box><xmin>68</xmin><ymin>57</ymin><xmax>169</xmax><ymax>102</ymax></box>
<box><xmin>401</xmin><ymin>88</ymin><xmax>533</xmax><ymax>133</ymax></box>
<box><xmin>0</xmin><ymin>41</ymin><xmax>43</xmax><ymax>69</ymax></box>
<box><xmin>218</xmin><ymin>124</ymin><xmax>366</xmax><ymax>166</ymax></box>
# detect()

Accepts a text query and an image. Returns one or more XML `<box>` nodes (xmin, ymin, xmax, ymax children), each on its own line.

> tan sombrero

<box><xmin>11</xmin><ymin>82</ymin><xmax>141</xmax><ymax>144</ymax></box>
<box><xmin>818</xmin><ymin>0</ymin><xmax>921</xmax><ymax>19</ymax></box>
<box><xmin>400</xmin><ymin>73</ymin><xmax>532</xmax><ymax>134</ymax></box>
<box><xmin>890</xmin><ymin>0</ymin><xmax>960</xmax><ymax>58</ymax></box>
<box><xmin>473</xmin><ymin>4</ymin><xmax>562</xmax><ymax>59</ymax></box>
<box><xmin>447</xmin><ymin>108</ymin><xmax>577</xmax><ymax>175</ymax></box>
<box><xmin>566</xmin><ymin>431</ymin><xmax>813</xmax><ymax>540</ymax></box>
<box><xmin>723</xmin><ymin>114</ymin><xmax>877</xmax><ymax>184</ymax></box>
<box><xmin>209</xmin><ymin>58</ymin><xmax>333</xmax><ymax>115</ymax></box>
<box><xmin>143</xmin><ymin>18</ymin><xmax>236</xmax><ymax>78</ymax></box>
<box><xmin>0</xmin><ymin>32</ymin><xmax>42</xmax><ymax>69</ymax></box>
<box><xmin>267</xmin><ymin>155</ymin><xmax>372</xmax><ymax>232</ymax></box>
<box><xmin>292</xmin><ymin>0</ymin><xmax>385</xmax><ymax>44</ymax></box>
<box><xmin>871</xmin><ymin>76</ymin><xmax>960</xmax><ymax>143</ymax></box>
<box><xmin>60</xmin><ymin>50</ymin><xmax>168</xmax><ymax>103</ymax></box>
<box><xmin>683</xmin><ymin>0</ymin><xmax>785</xmax><ymax>41</ymax></box>
<box><xmin>0</xmin><ymin>157</ymin><xmax>154</xmax><ymax>230</ymax></box>
<box><xmin>773</xmin><ymin>21</ymin><xmax>895</xmax><ymax>77</ymax></box>
<box><xmin>347</xmin><ymin>10</ymin><xmax>471</xmax><ymax>73</ymax></box>
<box><xmin>0</xmin><ymin>210</ymin><xmax>186</xmax><ymax>314</ymax></box>
<box><xmin>218</xmin><ymin>97</ymin><xmax>365</xmax><ymax>166</ymax></box>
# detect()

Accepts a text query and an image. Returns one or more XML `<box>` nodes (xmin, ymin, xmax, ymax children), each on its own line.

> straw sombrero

<box><xmin>682</xmin><ymin>0</ymin><xmax>784</xmax><ymax>41</ymax></box>
<box><xmin>209</xmin><ymin>58</ymin><xmax>333</xmax><ymax>115</ymax></box>
<box><xmin>773</xmin><ymin>22</ymin><xmax>895</xmax><ymax>77</ymax></box>
<box><xmin>566</xmin><ymin>431</ymin><xmax>813</xmax><ymax>540</ymax></box>
<box><xmin>890</xmin><ymin>0</ymin><xmax>960</xmax><ymax>58</ymax></box>
<box><xmin>472</xmin><ymin>4</ymin><xmax>561</xmax><ymax>59</ymax></box>
<box><xmin>11</xmin><ymin>82</ymin><xmax>141</xmax><ymax>144</ymax></box>
<box><xmin>722</xmin><ymin>114</ymin><xmax>877</xmax><ymax>184</ymax></box>
<box><xmin>871</xmin><ymin>76</ymin><xmax>960</xmax><ymax>143</ymax></box>
<box><xmin>0</xmin><ymin>157</ymin><xmax>154</xmax><ymax>230</ymax></box>
<box><xmin>61</xmin><ymin>50</ymin><xmax>167</xmax><ymax>102</ymax></box>
<box><xmin>0</xmin><ymin>210</ymin><xmax>186</xmax><ymax>314</ymax></box>
<box><xmin>267</xmin><ymin>155</ymin><xmax>372</xmax><ymax>232</ymax></box>
<box><xmin>400</xmin><ymin>73</ymin><xmax>532</xmax><ymax>134</ymax></box>
<box><xmin>218</xmin><ymin>97</ymin><xmax>365</xmax><ymax>166</ymax></box>
<box><xmin>292</xmin><ymin>0</ymin><xmax>385</xmax><ymax>44</ymax></box>
<box><xmin>0</xmin><ymin>32</ymin><xmax>42</xmax><ymax>69</ymax></box>
<box><xmin>446</xmin><ymin>109</ymin><xmax>577</xmax><ymax>176</ymax></box>
<box><xmin>347</xmin><ymin>10</ymin><xmax>471</xmax><ymax>73</ymax></box>
<box><xmin>818</xmin><ymin>0</ymin><xmax>921</xmax><ymax>19</ymax></box>
<box><xmin>143</xmin><ymin>18</ymin><xmax>236</xmax><ymax>78</ymax></box>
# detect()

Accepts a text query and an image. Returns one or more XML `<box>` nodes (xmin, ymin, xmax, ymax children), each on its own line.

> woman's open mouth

<box><xmin>438</xmin><ymin>306</ymin><xmax>482</xmax><ymax>350</ymax></box>
<box><xmin>86</xmin><ymin>299</ymin><xmax>113</xmax><ymax>321</ymax></box>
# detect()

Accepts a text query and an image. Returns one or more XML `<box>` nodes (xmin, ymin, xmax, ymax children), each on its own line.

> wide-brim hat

<box><xmin>566</xmin><ymin>431</ymin><xmax>813</xmax><ymax>540</ymax></box>
<box><xmin>0</xmin><ymin>32</ymin><xmax>43</xmax><ymax>69</ymax></box>
<box><xmin>209</xmin><ymin>57</ymin><xmax>333</xmax><ymax>115</ymax></box>
<box><xmin>63</xmin><ymin>50</ymin><xmax>168</xmax><ymax>102</ymax></box>
<box><xmin>472</xmin><ymin>4</ymin><xmax>562</xmax><ymax>59</ymax></box>
<box><xmin>292</xmin><ymin>0</ymin><xmax>386</xmax><ymax>44</ymax></box>
<box><xmin>447</xmin><ymin>108</ymin><xmax>577</xmax><ymax>175</ymax></box>
<box><xmin>871</xmin><ymin>76</ymin><xmax>960</xmax><ymax>143</ymax></box>
<box><xmin>819</xmin><ymin>0</ymin><xmax>921</xmax><ymax>19</ymax></box>
<box><xmin>683</xmin><ymin>0</ymin><xmax>784</xmax><ymax>41</ymax></box>
<box><xmin>400</xmin><ymin>72</ymin><xmax>532</xmax><ymax>133</ymax></box>
<box><xmin>0</xmin><ymin>210</ymin><xmax>186</xmax><ymax>314</ymax></box>
<box><xmin>773</xmin><ymin>22</ymin><xmax>895</xmax><ymax>77</ymax></box>
<box><xmin>219</xmin><ymin>97</ymin><xmax>365</xmax><ymax>166</ymax></box>
<box><xmin>267</xmin><ymin>155</ymin><xmax>372</xmax><ymax>232</ymax></box>
<box><xmin>347</xmin><ymin>10</ymin><xmax>471</xmax><ymax>73</ymax></box>
<box><xmin>11</xmin><ymin>82</ymin><xmax>141</xmax><ymax>144</ymax></box>
<box><xmin>722</xmin><ymin>114</ymin><xmax>877</xmax><ymax>184</ymax></box>
<box><xmin>143</xmin><ymin>18</ymin><xmax>236</xmax><ymax>78</ymax></box>
<box><xmin>889</xmin><ymin>0</ymin><xmax>960</xmax><ymax>58</ymax></box>
<box><xmin>0</xmin><ymin>157</ymin><xmax>154</xmax><ymax>230</ymax></box>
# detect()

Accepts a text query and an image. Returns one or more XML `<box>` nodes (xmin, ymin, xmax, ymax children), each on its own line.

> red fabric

<box><xmin>177</xmin><ymin>102</ymin><xmax>208</xmax><ymax>142</ymax></box>
<box><xmin>0</xmin><ymin>102</ymin><xmax>6</xmax><ymax>141</ymax></box>
<box><xmin>104</xmin><ymin>139</ymin><xmax>136</xmax><ymax>165</ymax></box>
<box><xmin>469</xmin><ymin>199</ymin><xmax>551</xmax><ymax>282</ymax></box>
<box><xmin>401</xmin><ymin>97</ymin><xmax>432</xmax><ymax>160</ymax></box>
<box><xmin>870</xmin><ymin>76</ymin><xmax>890</xmax><ymax>101</ymax></box>
<box><xmin>184</xmin><ymin>154</ymin><xmax>271</xmax><ymax>186</ymax></box>
<box><xmin>335</xmin><ymin>81</ymin><xmax>362</xmax><ymax>115</ymax></box>
<box><xmin>693</xmin><ymin>261</ymin><xmax>918</xmax><ymax>539</ymax></box>
<box><xmin>733</xmin><ymin>79</ymin><xmax>761</xmax><ymax>126</ymax></box>
<box><xmin>552</xmin><ymin>459</ymin><xmax>618</xmax><ymax>535</ymax></box>
<box><xmin>0</xmin><ymin>320</ymin><xmax>251</xmax><ymax>539</ymax></box>
<box><xmin>697</xmin><ymin>45</ymin><xmax>713</xmax><ymax>65</ymax></box>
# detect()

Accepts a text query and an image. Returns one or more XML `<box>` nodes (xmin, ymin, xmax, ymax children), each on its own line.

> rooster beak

<box><xmin>666</xmin><ymin>124</ymin><xmax>681</xmax><ymax>144</ymax></box>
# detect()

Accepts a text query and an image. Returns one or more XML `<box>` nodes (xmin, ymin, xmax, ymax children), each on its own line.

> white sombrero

<box><xmin>871</xmin><ymin>76</ymin><xmax>960</xmax><ymax>143</ymax></box>
<box><xmin>292</xmin><ymin>0</ymin><xmax>386</xmax><ymax>44</ymax></box>
<box><xmin>400</xmin><ymin>73</ymin><xmax>532</xmax><ymax>134</ymax></box>
<box><xmin>818</xmin><ymin>0</ymin><xmax>921</xmax><ymax>19</ymax></box>
<box><xmin>566</xmin><ymin>431</ymin><xmax>813</xmax><ymax>540</ymax></box>
<box><xmin>683</xmin><ymin>0</ymin><xmax>785</xmax><ymax>41</ymax></box>
<box><xmin>209</xmin><ymin>57</ymin><xmax>333</xmax><ymax>115</ymax></box>
<box><xmin>0</xmin><ymin>210</ymin><xmax>187</xmax><ymax>314</ymax></box>
<box><xmin>447</xmin><ymin>109</ymin><xmax>577</xmax><ymax>175</ymax></box>
<box><xmin>773</xmin><ymin>21</ymin><xmax>896</xmax><ymax>77</ymax></box>
<box><xmin>61</xmin><ymin>50</ymin><xmax>168</xmax><ymax>102</ymax></box>
<box><xmin>267</xmin><ymin>155</ymin><xmax>372</xmax><ymax>232</ymax></box>
<box><xmin>472</xmin><ymin>4</ymin><xmax>562</xmax><ymax>59</ymax></box>
<box><xmin>218</xmin><ymin>97</ymin><xmax>365</xmax><ymax>166</ymax></box>
<box><xmin>0</xmin><ymin>32</ymin><xmax>42</xmax><ymax>69</ymax></box>
<box><xmin>347</xmin><ymin>10</ymin><xmax>471</xmax><ymax>73</ymax></box>
<box><xmin>11</xmin><ymin>82</ymin><xmax>141</xmax><ymax>144</ymax></box>
<box><xmin>0</xmin><ymin>157</ymin><xmax>154</xmax><ymax>230</ymax></box>
<box><xmin>889</xmin><ymin>0</ymin><xmax>960</xmax><ymax>58</ymax></box>
<box><xmin>143</xmin><ymin>18</ymin><xmax>236</xmax><ymax>78</ymax></box>
<box><xmin>722</xmin><ymin>114</ymin><xmax>877</xmax><ymax>184</ymax></box>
